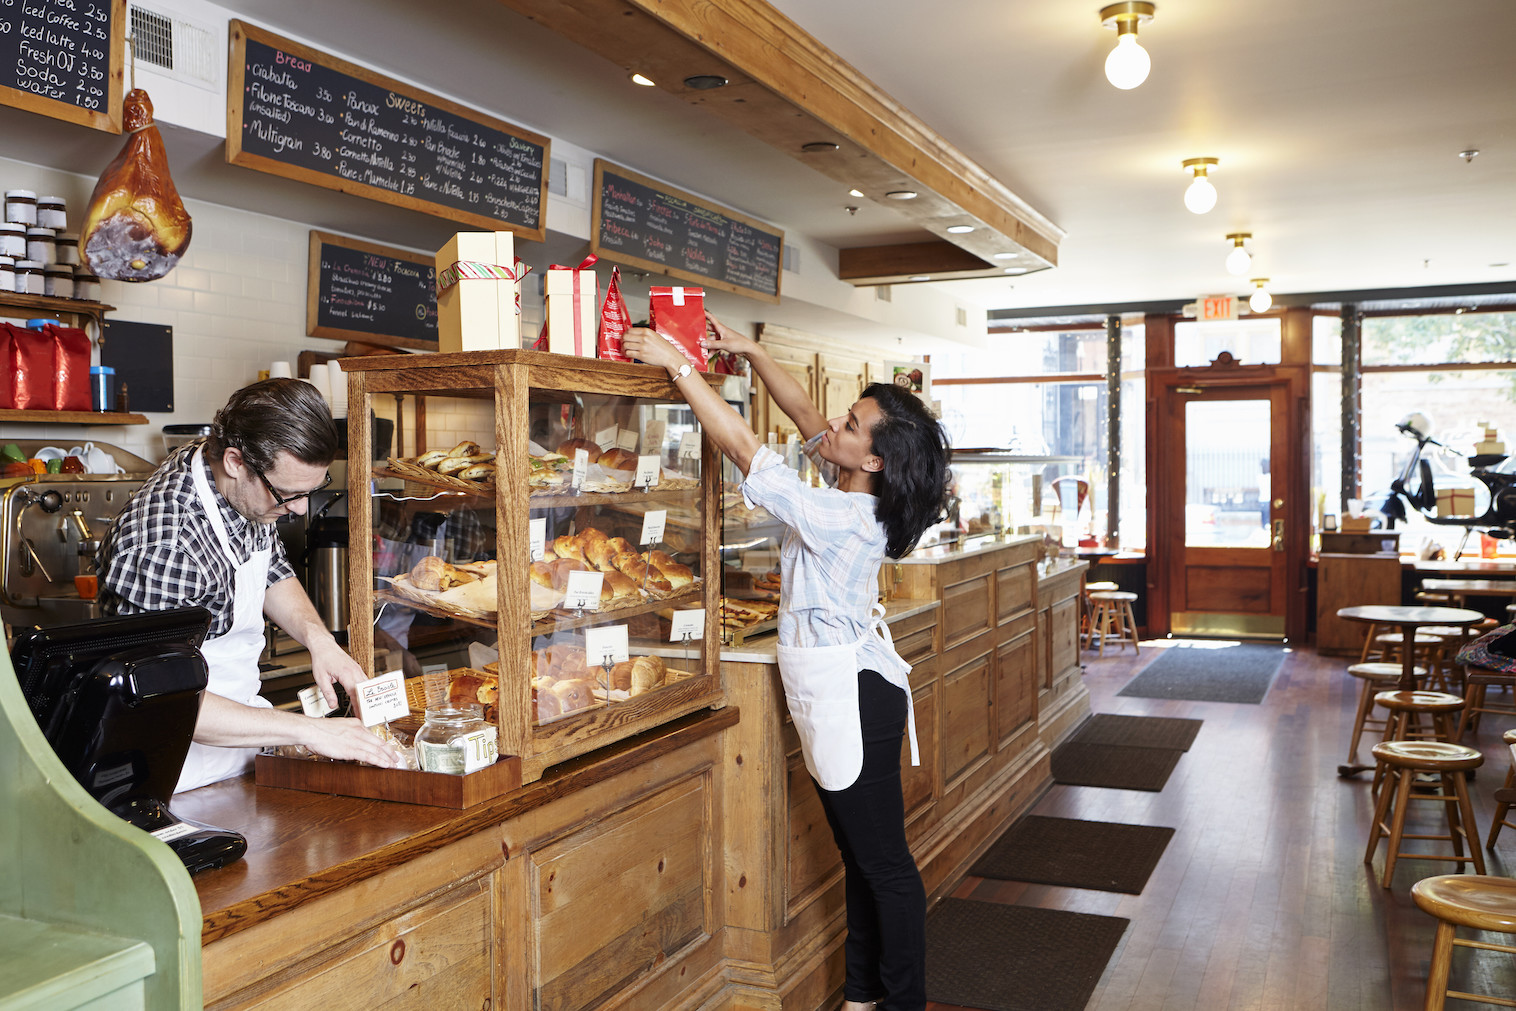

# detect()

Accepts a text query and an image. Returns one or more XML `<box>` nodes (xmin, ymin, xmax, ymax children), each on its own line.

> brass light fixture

<box><xmin>1182</xmin><ymin>157</ymin><xmax>1218</xmax><ymax>214</ymax></box>
<box><xmin>1248</xmin><ymin>278</ymin><xmax>1272</xmax><ymax>313</ymax></box>
<box><xmin>1225</xmin><ymin>232</ymin><xmax>1252</xmax><ymax>275</ymax></box>
<box><xmin>1100</xmin><ymin>2</ymin><xmax>1156</xmax><ymax>90</ymax></box>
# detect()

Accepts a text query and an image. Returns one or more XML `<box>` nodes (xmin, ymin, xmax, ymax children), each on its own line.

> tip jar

<box><xmin>416</xmin><ymin>703</ymin><xmax>497</xmax><ymax>775</ymax></box>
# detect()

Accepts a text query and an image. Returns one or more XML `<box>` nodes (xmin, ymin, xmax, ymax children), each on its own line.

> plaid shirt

<box><xmin>741</xmin><ymin>442</ymin><xmax>892</xmax><ymax>672</ymax></box>
<box><xmin>99</xmin><ymin>441</ymin><xmax>295</xmax><ymax>637</ymax></box>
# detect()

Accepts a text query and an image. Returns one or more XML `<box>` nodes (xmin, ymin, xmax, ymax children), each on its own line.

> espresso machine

<box><xmin>1</xmin><ymin>441</ymin><xmax>156</xmax><ymax>632</ymax></box>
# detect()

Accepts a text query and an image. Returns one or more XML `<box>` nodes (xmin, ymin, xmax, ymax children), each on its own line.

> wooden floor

<box><xmin>929</xmin><ymin>640</ymin><xmax>1516</xmax><ymax>1011</ymax></box>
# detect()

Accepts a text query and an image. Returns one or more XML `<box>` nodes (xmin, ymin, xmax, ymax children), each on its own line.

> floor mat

<box><xmin>1116</xmin><ymin>641</ymin><xmax>1285</xmax><ymax>704</ymax></box>
<box><xmin>925</xmin><ymin>897</ymin><xmax>1129</xmax><ymax>1011</ymax></box>
<box><xmin>1071</xmin><ymin>713</ymin><xmax>1203</xmax><ymax>751</ymax></box>
<box><xmin>969</xmin><ymin>815</ymin><xmax>1175</xmax><ymax>894</ymax></box>
<box><xmin>1050</xmin><ymin>740</ymin><xmax>1183</xmax><ymax>792</ymax></box>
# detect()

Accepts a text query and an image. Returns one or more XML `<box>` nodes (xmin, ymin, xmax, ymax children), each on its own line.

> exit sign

<box><xmin>1200</xmin><ymin>295</ymin><xmax>1238</xmax><ymax>321</ymax></box>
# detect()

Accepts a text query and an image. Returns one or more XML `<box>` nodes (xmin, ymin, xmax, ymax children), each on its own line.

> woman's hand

<box><xmin>704</xmin><ymin>312</ymin><xmax>758</xmax><ymax>357</ymax></box>
<box><xmin>622</xmin><ymin>326</ymin><xmax>688</xmax><ymax>376</ymax></box>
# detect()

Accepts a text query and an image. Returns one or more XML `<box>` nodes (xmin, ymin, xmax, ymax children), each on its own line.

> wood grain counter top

<box><xmin>176</xmin><ymin>705</ymin><xmax>739</xmax><ymax>945</ymax></box>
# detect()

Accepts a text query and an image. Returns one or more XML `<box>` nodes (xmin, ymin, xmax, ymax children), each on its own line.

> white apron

<box><xmin>175</xmin><ymin>446</ymin><xmax>274</xmax><ymax>793</ymax></box>
<box><xmin>776</xmin><ymin>603</ymin><xmax>919</xmax><ymax>792</ymax></box>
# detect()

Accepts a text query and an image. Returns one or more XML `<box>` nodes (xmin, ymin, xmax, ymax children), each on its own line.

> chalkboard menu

<box><xmin>306</xmin><ymin>231</ymin><xmax>437</xmax><ymax>351</ymax></box>
<box><xmin>228</xmin><ymin>20</ymin><xmax>548</xmax><ymax>239</ymax></box>
<box><xmin>592</xmin><ymin>160</ymin><xmax>783</xmax><ymax>303</ymax></box>
<box><xmin>0</xmin><ymin>0</ymin><xmax>124</xmax><ymax>132</ymax></box>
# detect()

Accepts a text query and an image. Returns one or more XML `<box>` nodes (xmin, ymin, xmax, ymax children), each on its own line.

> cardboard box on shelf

<box><xmin>1340</xmin><ymin>515</ymin><xmax>1375</xmax><ymax>532</ymax></box>
<box><xmin>543</xmin><ymin>258</ymin><xmax>598</xmax><ymax>358</ymax></box>
<box><xmin>436</xmin><ymin>232</ymin><xmax>523</xmax><ymax>353</ymax></box>
<box><xmin>1435</xmin><ymin>487</ymin><xmax>1477</xmax><ymax>517</ymax></box>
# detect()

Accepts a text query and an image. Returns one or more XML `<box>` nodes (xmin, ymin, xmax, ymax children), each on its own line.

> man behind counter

<box><xmin>99</xmin><ymin>378</ymin><xmax>402</xmax><ymax>792</ymax></box>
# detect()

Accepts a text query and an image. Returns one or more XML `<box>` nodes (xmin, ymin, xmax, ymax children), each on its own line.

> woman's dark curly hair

<box><xmin>861</xmin><ymin>382</ymin><xmax>952</xmax><ymax>558</ymax></box>
<box><xmin>206</xmin><ymin>378</ymin><xmax>338</xmax><ymax>473</ymax></box>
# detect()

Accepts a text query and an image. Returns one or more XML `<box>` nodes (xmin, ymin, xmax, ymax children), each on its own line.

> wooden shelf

<box><xmin>0</xmin><ymin>292</ymin><xmax>115</xmax><ymax>318</ymax></box>
<box><xmin>0</xmin><ymin>409</ymin><xmax>148</xmax><ymax>425</ymax></box>
<box><xmin>377</xmin><ymin>584</ymin><xmax>703</xmax><ymax>636</ymax></box>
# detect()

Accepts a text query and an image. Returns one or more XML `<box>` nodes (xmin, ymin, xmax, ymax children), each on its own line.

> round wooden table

<box><xmin>1334</xmin><ymin>604</ymin><xmax>1484</xmax><ymax>777</ymax></box>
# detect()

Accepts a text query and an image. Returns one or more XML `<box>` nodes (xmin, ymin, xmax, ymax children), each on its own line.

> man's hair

<box><xmin>206</xmin><ymin>378</ymin><xmax>338</xmax><ymax>474</ymax></box>
<box><xmin>860</xmin><ymin>382</ymin><xmax>952</xmax><ymax>559</ymax></box>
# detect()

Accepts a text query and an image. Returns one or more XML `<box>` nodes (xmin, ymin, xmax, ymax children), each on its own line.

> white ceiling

<box><xmin>14</xmin><ymin>0</ymin><xmax>1511</xmax><ymax>319</ymax></box>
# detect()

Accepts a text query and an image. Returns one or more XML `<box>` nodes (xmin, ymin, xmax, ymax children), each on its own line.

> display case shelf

<box><xmin>0</xmin><ymin>409</ymin><xmax>147</xmax><ymax>425</ymax></box>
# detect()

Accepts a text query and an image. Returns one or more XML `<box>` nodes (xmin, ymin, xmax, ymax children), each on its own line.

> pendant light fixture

<box><xmin>1248</xmin><ymin>278</ymin><xmax>1272</xmax><ymax>313</ymax></box>
<box><xmin>1100</xmin><ymin>2</ymin><xmax>1156</xmax><ymax>90</ymax></box>
<box><xmin>1224</xmin><ymin>232</ymin><xmax>1252</xmax><ymax>275</ymax></box>
<box><xmin>1182</xmin><ymin>157</ymin><xmax>1218</xmax><ymax>214</ymax></box>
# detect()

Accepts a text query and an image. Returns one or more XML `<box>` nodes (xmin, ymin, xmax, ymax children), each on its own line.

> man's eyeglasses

<box><xmin>253</xmin><ymin>467</ymin><xmax>332</xmax><ymax>507</ymax></box>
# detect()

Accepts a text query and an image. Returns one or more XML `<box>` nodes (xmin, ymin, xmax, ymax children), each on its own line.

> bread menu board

<box><xmin>306</xmin><ymin>231</ymin><xmax>438</xmax><ymax>350</ymax></box>
<box><xmin>592</xmin><ymin>160</ymin><xmax>783</xmax><ymax>303</ymax></box>
<box><xmin>227</xmin><ymin>20</ymin><xmax>548</xmax><ymax>239</ymax></box>
<box><xmin>0</xmin><ymin>0</ymin><xmax>125</xmax><ymax>132</ymax></box>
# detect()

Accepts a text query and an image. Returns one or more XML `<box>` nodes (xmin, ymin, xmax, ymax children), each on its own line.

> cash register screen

<box><xmin>10</xmin><ymin>606</ymin><xmax>212</xmax><ymax>734</ymax></box>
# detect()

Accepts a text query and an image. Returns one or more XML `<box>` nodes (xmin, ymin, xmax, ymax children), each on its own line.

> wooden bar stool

<box><xmin>1457</xmin><ymin>666</ymin><xmax>1516</xmax><ymax>741</ymax></box>
<box><xmin>1080</xmin><ymin>580</ymin><xmax>1119</xmax><ymax>651</ymax></box>
<box><xmin>1339</xmin><ymin>662</ymin><xmax>1428</xmax><ymax>777</ymax></box>
<box><xmin>1411</xmin><ymin>874</ymin><xmax>1516</xmax><ymax>1009</ymax></box>
<box><xmin>1371</xmin><ymin>691</ymin><xmax>1467</xmax><ymax>796</ymax></box>
<box><xmin>1370</xmin><ymin>631</ymin><xmax>1445</xmax><ymax>669</ymax></box>
<box><xmin>1087</xmin><ymin>590</ymin><xmax>1140</xmax><ymax>656</ymax></box>
<box><xmin>1364</xmin><ymin>740</ymin><xmax>1485</xmax><ymax>888</ymax></box>
<box><xmin>1487</xmin><ymin>729</ymin><xmax>1516</xmax><ymax>850</ymax></box>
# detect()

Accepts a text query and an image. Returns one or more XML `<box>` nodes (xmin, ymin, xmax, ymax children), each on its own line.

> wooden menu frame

<box><xmin>306</xmin><ymin>230</ymin><xmax>438</xmax><ymax>351</ymax></box>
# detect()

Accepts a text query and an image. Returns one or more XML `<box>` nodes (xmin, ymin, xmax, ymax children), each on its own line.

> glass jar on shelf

<box><xmin>416</xmin><ymin>703</ymin><xmax>495</xmax><ymax>775</ymax></box>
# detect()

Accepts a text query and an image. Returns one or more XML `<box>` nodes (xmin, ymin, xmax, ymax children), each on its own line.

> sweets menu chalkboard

<box><xmin>0</xmin><ymin>0</ymin><xmax>124</xmax><ymax>132</ymax></box>
<box><xmin>306</xmin><ymin>231</ymin><xmax>438</xmax><ymax>351</ymax></box>
<box><xmin>591</xmin><ymin>160</ymin><xmax>783</xmax><ymax>302</ymax></box>
<box><xmin>228</xmin><ymin>20</ymin><xmax>548</xmax><ymax>238</ymax></box>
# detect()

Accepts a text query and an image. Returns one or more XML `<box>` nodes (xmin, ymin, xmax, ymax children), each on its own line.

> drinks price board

<box><xmin>0</xmin><ymin>0</ymin><xmax>124</xmax><ymax>132</ymax></box>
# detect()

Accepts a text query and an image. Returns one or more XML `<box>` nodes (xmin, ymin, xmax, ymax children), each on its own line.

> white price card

<box><xmin>355</xmin><ymin>670</ymin><xmax>409</xmax><ymax>727</ymax></box>
<box><xmin>529</xmin><ymin>517</ymin><xmax>547</xmax><ymax>561</ymax></box>
<box><xmin>640</xmin><ymin>509</ymin><xmax>668</xmax><ymax>545</ymax></box>
<box><xmin>571</xmin><ymin>448</ymin><xmax>589</xmax><ymax>489</ymax></box>
<box><xmin>616</xmin><ymin>427</ymin><xmax>640</xmax><ymax>451</ymax></box>
<box><xmin>563</xmin><ymin>569</ymin><xmax>604</xmax><ymax>610</ymax></box>
<box><xmin>459</xmin><ymin>729</ymin><xmax>498</xmax><ymax>773</ymax></box>
<box><xmin>151</xmin><ymin>822</ymin><xmax>201</xmax><ymax>843</ymax></box>
<box><xmin>595</xmin><ymin>425</ymin><xmax>619</xmax><ymax>452</ymax></box>
<box><xmin>298</xmin><ymin>684</ymin><xmax>333</xmax><ymax>718</ymax></box>
<box><xmin>669</xmin><ymin>609</ymin><xmax>706</xmax><ymax>643</ymax></box>
<box><xmin>677</xmin><ymin>431</ymin><xmax>702</xmax><ymax>461</ymax></box>
<box><xmin>642</xmin><ymin>419</ymin><xmax>667</xmax><ymax>454</ymax></box>
<box><xmin>584</xmin><ymin>624</ymin><xmax>630</xmax><ymax>668</ymax></box>
<box><xmin>633</xmin><ymin>454</ymin><xmax>661</xmax><ymax>489</ymax></box>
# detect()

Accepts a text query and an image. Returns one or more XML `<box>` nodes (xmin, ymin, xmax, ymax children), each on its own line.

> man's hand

<box><xmin>308</xmin><ymin>636</ymin><xmax>366</xmax><ymax>709</ymax></box>
<box><xmin>299</xmin><ymin>716</ymin><xmax>405</xmax><ymax>768</ymax></box>
<box><xmin>622</xmin><ymin>326</ymin><xmax>688</xmax><ymax>376</ymax></box>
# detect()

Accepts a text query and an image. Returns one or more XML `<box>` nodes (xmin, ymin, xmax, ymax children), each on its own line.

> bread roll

<box><xmin>457</xmin><ymin>463</ymin><xmax>495</xmax><ymax>482</ymax></box>
<box><xmin>448</xmin><ymin>671</ymin><xmax>498</xmax><ymax>707</ymax></box>
<box><xmin>447</xmin><ymin>439</ymin><xmax>482</xmax><ymax>458</ymax></box>
<box><xmin>645</xmin><ymin>550</ymin><xmax>694</xmax><ymax>589</ymax></box>
<box><xmin>604</xmin><ymin>571</ymin><xmax>642</xmax><ymax>600</ymax></box>
<box><xmin>599</xmin><ymin>447</ymin><xmax>638</xmax><ymax>472</ymax></box>
<box><xmin>550</xmin><ymin>678</ymin><xmax>596</xmax><ymax>712</ymax></box>
<box><xmin>552</xmin><ymin>536</ymin><xmax>586</xmax><ymax>564</ymax></box>
<box><xmin>550</xmin><ymin>557</ymin><xmax>586</xmax><ymax>590</ymax></box>
<box><xmin>416</xmin><ymin>450</ymin><xmax>449</xmax><ymax>468</ymax></box>
<box><xmin>586</xmin><ymin>537</ymin><xmax>621</xmax><ymax>571</ymax></box>
<box><xmin>607</xmin><ymin>536</ymin><xmax>634</xmax><ymax>556</ymax></box>
<box><xmin>630</xmin><ymin>654</ymin><xmax>665</xmax><ymax>693</ymax></box>
<box><xmin>409</xmin><ymin>555</ymin><xmax>447</xmax><ymax>591</ymax></box>
<box><xmin>647</xmin><ymin>549</ymin><xmax>679</xmax><ymax>571</ymax></box>
<box><xmin>436</xmin><ymin>453</ymin><xmax>492</xmax><ymax>475</ymax></box>
<box><xmin>529</xmin><ymin>560</ymin><xmax>556</xmax><ymax>588</ymax></box>
<box><xmin>614</xmin><ymin>552</ymin><xmax>671</xmax><ymax>592</ymax></box>
<box><xmin>579</xmin><ymin>527</ymin><xmax>609</xmax><ymax>545</ymax></box>
<box><xmin>557</xmin><ymin>437</ymin><xmax>601</xmax><ymax>463</ymax></box>
<box><xmin>535</xmin><ymin>687</ymin><xmax>563</xmax><ymax>722</ymax></box>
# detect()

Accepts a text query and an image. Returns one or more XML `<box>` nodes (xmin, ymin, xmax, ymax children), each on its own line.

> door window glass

<box><xmin>1185</xmin><ymin>399</ymin><xmax>1272</xmax><ymax>548</ymax></box>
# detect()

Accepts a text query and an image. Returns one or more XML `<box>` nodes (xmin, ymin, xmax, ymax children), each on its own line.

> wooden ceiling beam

<box><xmin>838</xmin><ymin>240</ymin><xmax>1054</xmax><ymax>286</ymax></box>
<box><xmin>497</xmin><ymin>0</ymin><xmax>1062</xmax><ymax>283</ymax></box>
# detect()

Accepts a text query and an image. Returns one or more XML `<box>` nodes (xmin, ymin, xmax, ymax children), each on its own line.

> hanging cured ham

<box><xmin>80</xmin><ymin>89</ymin><xmax>193</xmax><ymax>281</ymax></box>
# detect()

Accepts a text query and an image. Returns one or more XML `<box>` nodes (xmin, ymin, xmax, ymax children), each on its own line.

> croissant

<box><xmin>408</xmin><ymin>555</ymin><xmax>478</xmax><ymax>591</ymax></box>
<box><xmin>80</xmin><ymin>89</ymin><xmax>192</xmax><ymax>281</ymax></box>
<box><xmin>608</xmin><ymin>660</ymin><xmax>634</xmax><ymax>691</ymax></box>
<box><xmin>630</xmin><ymin>655</ymin><xmax>665</xmax><ymax>694</ymax></box>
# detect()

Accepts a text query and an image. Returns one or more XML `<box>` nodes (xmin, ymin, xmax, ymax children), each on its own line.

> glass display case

<box><xmin>342</xmin><ymin>350</ymin><xmax>723</xmax><ymax>784</ymax></box>
<box><xmin>935</xmin><ymin>452</ymin><xmax>1090</xmax><ymax>547</ymax></box>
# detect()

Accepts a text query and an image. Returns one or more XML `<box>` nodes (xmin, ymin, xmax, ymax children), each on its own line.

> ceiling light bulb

<box><xmin>1225</xmin><ymin>232</ymin><xmax>1252</xmax><ymax>275</ymax></box>
<box><xmin>1105</xmin><ymin>33</ymin><xmax>1150</xmax><ymax>89</ymax></box>
<box><xmin>629</xmin><ymin>73</ymin><xmax>656</xmax><ymax>87</ymax></box>
<box><xmin>1248</xmin><ymin>279</ymin><xmax>1272</xmax><ymax>313</ymax></box>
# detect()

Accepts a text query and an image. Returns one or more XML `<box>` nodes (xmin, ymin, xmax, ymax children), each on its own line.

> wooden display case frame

<box><xmin>340</xmin><ymin>349</ymin><xmax>725</xmax><ymax>784</ymax></box>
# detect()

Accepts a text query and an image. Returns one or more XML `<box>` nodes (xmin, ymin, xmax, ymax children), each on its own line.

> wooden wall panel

<box><xmin>941</xmin><ymin>652</ymin><xmax>992</xmax><ymax>789</ymax></box>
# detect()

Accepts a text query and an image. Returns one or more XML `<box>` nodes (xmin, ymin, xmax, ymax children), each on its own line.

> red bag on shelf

<box><xmin>41</xmin><ymin>323</ymin><xmax>92</xmax><ymax>411</ymax></box>
<box><xmin>0</xmin><ymin>323</ymin><xmax>55</xmax><ymax>410</ymax></box>
<box><xmin>598</xmin><ymin>265</ymin><xmax>632</xmax><ymax>362</ymax></box>
<box><xmin>648</xmin><ymin>286</ymin><xmax>706</xmax><ymax>371</ymax></box>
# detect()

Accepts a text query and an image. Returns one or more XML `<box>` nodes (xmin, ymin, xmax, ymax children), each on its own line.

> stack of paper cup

<box><xmin>269</xmin><ymin>360</ymin><xmax>292</xmax><ymax>379</ymax></box>
<box><xmin>306</xmin><ymin>362</ymin><xmax>333</xmax><ymax>407</ymax></box>
<box><xmin>329</xmin><ymin>364</ymin><xmax>348</xmax><ymax>419</ymax></box>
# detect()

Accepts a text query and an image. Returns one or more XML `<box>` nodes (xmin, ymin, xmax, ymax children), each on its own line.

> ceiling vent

<box><xmin>956</xmin><ymin>306</ymin><xmax>967</xmax><ymax>327</ymax></box>
<box><xmin>875</xmin><ymin>284</ymin><xmax>892</xmax><ymax>303</ymax></box>
<box><xmin>128</xmin><ymin>4</ymin><xmax>219</xmax><ymax>90</ymax></box>
<box><xmin>783</xmin><ymin>243</ymin><xmax>800</xmax><ymax>274</ymax></box>
<box><xmin>549</xmin><ymin>157</ymin><xmax>568</xmax><ymax>196</ymax></box>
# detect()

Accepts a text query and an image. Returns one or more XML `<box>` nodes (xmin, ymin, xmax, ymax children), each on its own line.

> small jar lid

<box><xmin>37</xmin><ymin>195</ymin><xmax>64</xmax><ymax>205</ymax></box>
<box><xmin>25</xmin><ymin>226</ymin><xmax>55</xmax><ymax>236</ymax></box>
<box><xmin>4</xmin><ymin>190</ymin><xmax>37</xmax><ymax>200</ymax></box>
<box><xmin>91</xmin><ymin>365</ymin><xmax>115</xmax><ymax>375</ymax></box>
<box><xmin>0</xmin><ymin>222</ymin><xmax>23</xmax><ymax>232</ymax></box>
<box><xmin>0</xmin><ymin>259</ymin><xmax>15</xmax><ymax>270</ymax></box>
<box><xmin>15</xmin><ymin>260</ymin><xmax>42</xmax><ymax>269</ymax></box>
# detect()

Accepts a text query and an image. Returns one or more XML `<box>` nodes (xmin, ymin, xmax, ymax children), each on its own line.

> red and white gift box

<box><xmin>543</xmin><ymin>256</ymin><xmax>599</xmax><ymax>358</ymax></box>
<box><xmin>648</xmin><ymin>286</ymin><xmax>707</xmax><ymax>371</ymax></box>
<box><xmin>436</xmin><ymin>232</ymin><xmax>526</xmax><ymax>353</ymax></box>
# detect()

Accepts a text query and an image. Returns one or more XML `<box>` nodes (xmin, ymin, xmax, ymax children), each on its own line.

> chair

<box><xmin>1410</xmin><ymin>874</ymin><xmax>1516</xmax><ymax>1009</ymax></box>
<box><xmin>1487</xmin><ymin>729</ymin><xmax>1516</xmax><ymax>850</ymax></box>
<box><xmin>1364</xmin><ymin>740</ymin><xmax>1484</xmax><ymax>888</ymax></box>
<box><xmin>1087</xmin><ymin>590</ymin><xmax>1140</xmax><ymax>656</ymax></box>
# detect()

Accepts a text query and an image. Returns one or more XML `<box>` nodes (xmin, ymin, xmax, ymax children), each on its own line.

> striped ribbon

<box><xmin>435</xmin><ymin>259</ymin><xmax>532</xmax><ymax>310</ymax></box>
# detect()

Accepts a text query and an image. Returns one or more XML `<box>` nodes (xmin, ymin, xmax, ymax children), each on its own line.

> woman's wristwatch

<box><xmin>671</xmin><ymin>363</ymin><xmax>693</xmax><ymax>381</ymax></box>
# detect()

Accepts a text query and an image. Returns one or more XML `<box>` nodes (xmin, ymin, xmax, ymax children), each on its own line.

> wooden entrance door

<box><xmin>1150</xmin><ymin>366</ymin><xmax>1309</xmax><ymax>639</ymax></box>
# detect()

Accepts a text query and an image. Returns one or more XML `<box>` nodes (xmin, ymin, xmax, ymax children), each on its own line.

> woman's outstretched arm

<box><xmin>703</xmin><ymin>313</ymin><xmax>827</xmax><ymax>441</ymax></box>
<box><xmin>622</xmin><ymin>327</ymin><xmax>761</xmax><ymax>476</ymax></box>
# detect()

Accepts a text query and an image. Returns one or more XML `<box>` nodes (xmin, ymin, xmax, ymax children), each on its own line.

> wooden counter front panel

<box><xmin>996</xmin><ymin>558</ymin><xmax>1035</xmax><ymax>625</ymax></box>
<box><xmin>941</xmin><ymin>649</ymin><xmax>993</xmax><ymax>791</ymax></box>
<box><xmin>942</xmin><ymin>573</ymin><xmax>993</xmax><ymax>652</ymax></box>
<box><xmin>1046</xmin><ymin>595</ymin><xmax>1080</xmax><ymax>690</ymax></box>
<box><xmin>529</xmin><ymin>775</ymin><xmax>714</xmax><ymax>1011</ymax></box>
<box><xmin>902</xmin><ymin>683</ymin><xmax>938</xmax><ymax>826</ymax></box>
<box><xmin>786</xmin><ymin>756</ymin><xmax>842</xmax><ymax>921</ymax></box>
<box><xmin>994</xmin><ymin>626</ymin><xmax>1037</xmax><ymax>748</ymax></box>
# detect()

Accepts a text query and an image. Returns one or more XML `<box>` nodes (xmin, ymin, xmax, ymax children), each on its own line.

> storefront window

<box><xmin>1363</xmin><ymin>311</ymin><xmax>1516</xmax><ymax>366</ymax></box>
<box><xmin>1174</xmin><ymin>317</ymin><xmax>1282</xmax><ymax>368</ymax></box>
